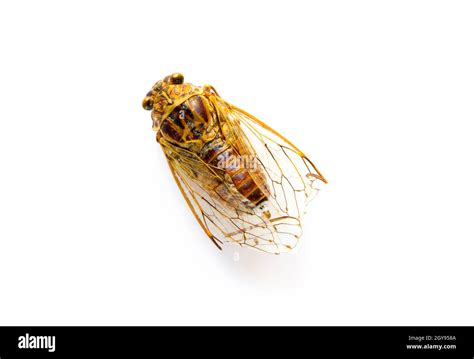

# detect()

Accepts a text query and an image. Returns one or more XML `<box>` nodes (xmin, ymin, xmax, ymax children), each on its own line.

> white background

<box><xmin>0</xmin><ymin>0</ymin><xmax>473</xmax><ymax>325</ymax></box>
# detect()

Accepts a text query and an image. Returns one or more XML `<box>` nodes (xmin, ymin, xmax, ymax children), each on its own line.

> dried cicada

<box><xmin>142</xmin><ymin>73</ymin><xmax>327</xmax><ymax>254</ymax></box>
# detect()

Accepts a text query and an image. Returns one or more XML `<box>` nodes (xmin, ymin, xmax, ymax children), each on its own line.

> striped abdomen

<box><xmin>202</xmin><ymin>140</ymin><xmax>268</xmax><ymax>206</ymax></box>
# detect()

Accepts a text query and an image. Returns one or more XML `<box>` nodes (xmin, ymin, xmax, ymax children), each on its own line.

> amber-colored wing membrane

<box><xmin>161</xmin><ymin>95</ymin><xmax>326</xmax><ymax>254</ymax></box>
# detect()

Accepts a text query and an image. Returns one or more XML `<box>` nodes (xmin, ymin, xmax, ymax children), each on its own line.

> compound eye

<box><xmin>153</xmin><ymin>80</ymin><xmax>163</xmax><ymax>92</ymax></box>
<box><xmin>142</xmin><ymin>97</ymin><xmax>154</xmax><ymax>111</ymax></box>
<box><xmin>170</xmin><ymin>73</ymin><xmax>184</xmax><ymax>84</ymax></box>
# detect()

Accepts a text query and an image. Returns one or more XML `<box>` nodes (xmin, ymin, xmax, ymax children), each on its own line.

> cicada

<box><xmin>142</xmin><ymin>73</ymin><xmax>327</xmax><ymax>254</ymax></box>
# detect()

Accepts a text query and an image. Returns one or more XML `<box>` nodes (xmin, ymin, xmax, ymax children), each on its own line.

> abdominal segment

<box><xmin>201</xmin><ymin>139</ymin><xmax>268</xmax><ymax>206</ymax></box>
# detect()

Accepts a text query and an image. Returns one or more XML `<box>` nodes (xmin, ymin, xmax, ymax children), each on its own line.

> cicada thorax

<box><xmin>150</xmin><ymin>82</ymin><xmax>197</xmax><ymax>131</ymax></box>
<box><xmin>158</xmin><ymin>95</ymin><xmax>218</xmax><ymax>145</ymax></box>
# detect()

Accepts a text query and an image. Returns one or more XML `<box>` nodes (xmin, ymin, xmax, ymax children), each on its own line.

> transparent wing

<box><xmin>161</xmin><ymin>137</ymin><xmax>312</xmax><ymax>254</ymax></box>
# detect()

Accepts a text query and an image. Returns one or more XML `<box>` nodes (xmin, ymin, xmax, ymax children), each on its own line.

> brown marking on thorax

<box><xmin>159</xmin><ymin>95</ymin><xmax>215</xmax><ymax>145</ymax></box>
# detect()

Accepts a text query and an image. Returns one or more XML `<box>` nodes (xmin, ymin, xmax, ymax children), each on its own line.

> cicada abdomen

<box><xmin>142</xmin><ymin>73</ymin><xmax>326</xmax><ymax>254</ymax></box>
